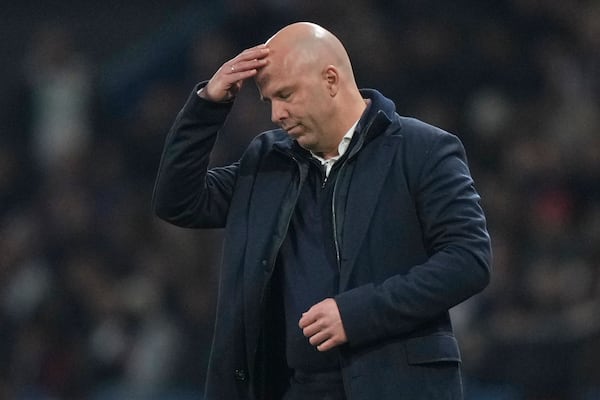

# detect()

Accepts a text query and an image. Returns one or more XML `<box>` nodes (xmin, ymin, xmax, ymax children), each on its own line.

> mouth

<box><xmin>285</xmin><ymin>125</ymin><xmax>301</xmax><ymax>135</ymax></box>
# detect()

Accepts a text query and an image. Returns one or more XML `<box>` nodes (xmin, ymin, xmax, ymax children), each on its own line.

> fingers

<box><xmin>301</xmin><ymin>317</ymin><xmax>345</xmax><ymax>351</ymax></box>
<box><xmin>226</xmin><ymin>58</ymin><xmax>267</xmax><ymax>77</ymax></box>
<box><xmin>201</xmin><ymin>44</ymin><xmax>269</xmax><ymax>102</ymax></box>
<box><xmin>229</xmin><ymin>44</ymin><xmax>270</xmax><ymax>66</ymax></box>
<box><xmin>315</xmin><ymin>336</ymin><xmax>343</xmax><ymax>352</ymax></box>
<box><xmin>298</xmin><ymin>298</ymin><xmax>348</xmax><ymax>352</ymax></box>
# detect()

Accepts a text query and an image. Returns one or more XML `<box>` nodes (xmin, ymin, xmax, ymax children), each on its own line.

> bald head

<box><xmin>258</xmin><ymin>22</ymin><xmax>357</xmax><ymax>89</ymax></box>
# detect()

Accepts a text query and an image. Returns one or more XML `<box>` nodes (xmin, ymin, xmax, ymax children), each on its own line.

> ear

<box><xmin>322</xmin><ymin>65</ymin><xmax>339</xmax><ymax>96</ymax></box>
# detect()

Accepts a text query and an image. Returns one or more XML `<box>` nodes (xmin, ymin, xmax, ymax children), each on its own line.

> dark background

<box><xmin>1</xmin><ymin>1</ymin><xmax>599</xmax><ymax>399</ymax></box>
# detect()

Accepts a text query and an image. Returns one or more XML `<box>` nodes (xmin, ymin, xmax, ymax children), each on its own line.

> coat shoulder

<box><xmin>397</xmin><ymin>116</ymin><xmax>458</xmax><ymax>144</ymax></box>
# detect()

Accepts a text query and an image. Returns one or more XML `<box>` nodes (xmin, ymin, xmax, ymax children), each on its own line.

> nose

<box><xmin>270</xmin><ymin>100</ymin><xmax>287</xmax><ymax>125</ymax></box>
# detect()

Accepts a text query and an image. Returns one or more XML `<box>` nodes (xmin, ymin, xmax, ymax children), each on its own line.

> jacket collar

<box><xmin>358</xmin><ymin>88</ymin><xmax>398</xmax><ymax>142</ymax></box>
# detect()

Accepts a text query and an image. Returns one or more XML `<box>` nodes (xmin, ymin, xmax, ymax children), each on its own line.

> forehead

<box><xmin>255</xmin><ymin>60</ymin><xmax>294</xmax><ymax>96</ymax></box>
<box><xmin>256</xmin><ymin>50</ymin><xmax>315</xmax><ymax>95</ymax></box>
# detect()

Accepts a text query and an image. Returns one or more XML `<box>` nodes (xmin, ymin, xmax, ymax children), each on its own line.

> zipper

<box><xmin>321</xmin><ymin>168</ymin><xmax>329</xmax><ymax>189</ymax></box>
<box><xmin>331</xmin><ymin>161</ymin><xmax>345</xmax><ymax>271</ymax></box>
<box><xmin>331</xmin><ymin>116</ymin><xmax>378</xmax><ymax>400</ymax></box>
<box><xmin>330</xmin><ymin>116</ymin><xmax>376</xmax><ymax>271</ymax></box>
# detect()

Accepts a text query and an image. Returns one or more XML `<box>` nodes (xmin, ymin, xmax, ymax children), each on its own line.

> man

<box><xmin>153</xmin><ymin>22</ymin><xmax>491</xmax><ymax>400</ymax></box>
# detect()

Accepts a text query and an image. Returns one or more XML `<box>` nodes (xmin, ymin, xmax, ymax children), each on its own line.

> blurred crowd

<box><xmin>1</xmin><ymin>1</ymin><xmax>599</xmax><ymax>399</ymax></box>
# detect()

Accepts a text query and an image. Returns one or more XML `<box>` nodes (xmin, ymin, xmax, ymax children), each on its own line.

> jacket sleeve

<box><xmin>335</xmin><ymin>131</ymin><xmax>491</xmax><ymax>347</ymax></box>
<box><xmin>152</xmin><ymin>84</ymin><xmax>238</xmax><ymax>228</ymax></box>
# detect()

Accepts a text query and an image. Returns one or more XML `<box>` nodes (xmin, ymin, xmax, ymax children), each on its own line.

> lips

<box><xmin>285</xmin><ymin>125</ymin><xmax>300</xmax><ymax>135</ymax></box>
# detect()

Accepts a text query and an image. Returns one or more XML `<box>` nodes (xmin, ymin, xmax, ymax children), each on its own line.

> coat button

<box><xmin>261</xmin><ymin>259</ymin><xmax>268</xmax><ymax>269</ymax></box>
<box><xmin>234</xmin><ymin>369</ymin><xmax>247</xmax><ymax>381</ymax></box>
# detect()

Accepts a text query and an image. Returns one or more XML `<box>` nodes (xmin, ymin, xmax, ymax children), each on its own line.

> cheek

<box><xmin>309</xmin><ymin>98</ymin><xmax>333</xmax><ymax>123</ymax></box>
<box><xmin>293</xmin><ymin>87</ymin><xmax>330</xmax><ymax>124</ymax></box>
<box><xmin>314</xmin><ymin>86</ymin><xmax>335</xmax><ymax>112</ymax></box>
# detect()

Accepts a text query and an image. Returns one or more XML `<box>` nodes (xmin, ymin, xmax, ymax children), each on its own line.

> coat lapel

<box><xmin>339</xmin><ymin>135</ymin><xmax>402</xmax><ymax>290</ymax></box>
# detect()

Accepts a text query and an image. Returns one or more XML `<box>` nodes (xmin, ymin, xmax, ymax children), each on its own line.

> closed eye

<box><xmin>259</xmin><ymin>86</ymin><xmax>294</xmax><ymax>103</ymax></box>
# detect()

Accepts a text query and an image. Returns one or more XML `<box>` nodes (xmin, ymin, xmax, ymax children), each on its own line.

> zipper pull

<box><xmin>320</xmin><ymin>161</ymin><xmax>329</xmax><ymax>188</ymax></box>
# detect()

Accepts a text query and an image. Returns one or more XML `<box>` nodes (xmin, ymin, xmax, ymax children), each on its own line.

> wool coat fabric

<box><xmin>153</xmin><ymin>84</ymin><xmax>492</xmax><ymax>400</ymax></box>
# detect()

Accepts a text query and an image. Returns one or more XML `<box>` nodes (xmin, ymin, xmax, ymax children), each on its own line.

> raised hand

<box><xmin>199</xmin><ymin>44</ymin><xmax>269</xmax><ymax>102</ymax></box>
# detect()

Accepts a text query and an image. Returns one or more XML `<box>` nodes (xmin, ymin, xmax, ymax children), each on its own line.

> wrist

<box><xmin>197</xmin><ymin>87</ymin><xmax>209</xmax><ymax>99</ymax></box>
<box><xmin>197</xmin><ymin>87</ymin><xmax>234</xmax><ymax>103</ymax></box>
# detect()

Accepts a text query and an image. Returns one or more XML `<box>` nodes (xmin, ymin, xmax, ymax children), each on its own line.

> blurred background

<box><xmin>1</xmin><ymin>0</ymin><xmax>599</xmax><ymax>399</ymax></box>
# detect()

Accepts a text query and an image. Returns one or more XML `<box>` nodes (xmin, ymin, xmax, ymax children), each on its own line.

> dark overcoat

<box><xmin>153</xmin><ymin>85</ymin><xmax>491</xmax><ymax>400</ymax></box>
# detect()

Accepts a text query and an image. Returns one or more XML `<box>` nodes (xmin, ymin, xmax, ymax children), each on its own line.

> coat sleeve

<box><xmin>152</xmin><ymin>84</ymin><xmax>238</xmax><ymax>228</ymax></box>
<box><xmin>335</xmin><ymin>130</ymin><xmax>491</xmax><ymax>347</ymax></box>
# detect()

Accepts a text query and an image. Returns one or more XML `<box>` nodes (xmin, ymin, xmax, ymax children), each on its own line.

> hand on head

<box><xmin>199</xmin><ymin>44</ymin><xmax>269</xmax><ymax>102</ymax></box>
<box><xmin>199</xmin><ymin>22</ymin><xmax>365</xmax><ymax>158</ymax></box>
<box><xmin>199</xmin><ymin>22</ymin><xmax>355</xmax><ymax>105</ymax></box>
